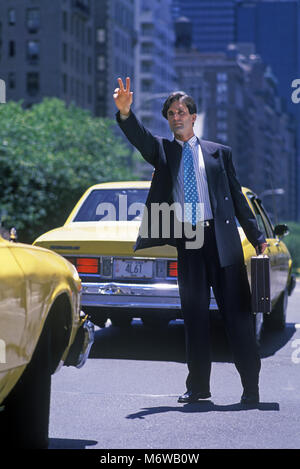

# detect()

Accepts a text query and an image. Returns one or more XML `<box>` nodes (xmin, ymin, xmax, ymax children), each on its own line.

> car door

<box><xmin>250</xmin><ymin>197</ymin><xmax>285</xmax><ymax>302</ymax></box>
<box><xmin>245</xmin><ymin>193</ymin><xmax>280</xmax><ymax>302</ymax></box>
<box><xmin>253</xmin><ymin>198</ymin><xmax>289</xmax><ymax>299</ymax></box>
<box><xmin>0</xmin><ymin>239</ymin><xmax>27</xmax><ymax>395</ymax></box>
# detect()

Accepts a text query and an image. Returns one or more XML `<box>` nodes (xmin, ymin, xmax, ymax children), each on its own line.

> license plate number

<box><xmin>114</xmin><ymin>259</ymin><xmax>153</xmax><ymax>278</ymax></box>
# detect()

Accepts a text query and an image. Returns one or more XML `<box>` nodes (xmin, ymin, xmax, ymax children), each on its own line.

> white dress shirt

<box><xmin>173</xmin><ymin>135</ymin><xmax>213</xmax><ymax>222</ymax></box>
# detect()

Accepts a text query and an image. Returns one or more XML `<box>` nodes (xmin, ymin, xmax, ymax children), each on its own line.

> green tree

<box><xmin>0</xmin><ymin>99</ymin><xmax>137</xmax><ymax>242</ymax></box>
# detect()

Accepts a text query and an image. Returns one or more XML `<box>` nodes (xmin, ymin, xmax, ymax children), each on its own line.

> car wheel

<box><xmin>0</xmin><ymin>320</ymin><xmax>52</xmax><ymax>449</ymax></box>
<box><xmin>264</xmin><ymin>287</ymin><xmax>288</xmax><ymax>331</ymax></box>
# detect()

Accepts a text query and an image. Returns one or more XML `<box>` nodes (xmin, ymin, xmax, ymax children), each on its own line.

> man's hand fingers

<box><xmin>118</xmin><ymin>77</ymin><xmax>125</xmax><ymax>92</ymax></box>
<box><xmin>113</xmin><ymin>87</ymin><xmax>120</xmax><ymax>98</ymax></box>
<box><xmin>256</xmin><ymin>242</ymin><xmax>268</xmax><ymax>255</ymax></box>
<box><xmin>126</xmin><ymin>77</ymin><xmax>130</xmax><ymax>93</ymax></box>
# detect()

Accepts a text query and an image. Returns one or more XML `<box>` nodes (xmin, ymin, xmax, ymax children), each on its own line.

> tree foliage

<box><xmin>0</xmin><ymin>99</ymin><xmax>136</xmax><ymax>242</ymax></box>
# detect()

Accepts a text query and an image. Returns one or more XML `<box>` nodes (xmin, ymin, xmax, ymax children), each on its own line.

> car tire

<box><xmin>0</xmin><ymin>320</ymin><xmax>52</xmax><ymax>449</ymax></box>
<box><xmin>264</xmin><ymin>287</ymin><xmax>288</xmax><ymax>331</ymax></box>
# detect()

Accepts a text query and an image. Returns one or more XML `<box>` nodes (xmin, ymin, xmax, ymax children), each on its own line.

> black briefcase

<box><xmin>251</xmin><ymin>255</ymin><xmax>271</xmax><ymax>314</ymax></box>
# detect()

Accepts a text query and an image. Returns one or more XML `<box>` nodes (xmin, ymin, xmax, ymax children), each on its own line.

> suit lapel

<box><xmin>165</xmin><ymin>139</ymin><xmax>182</xmax><ymax>189</ymax></box>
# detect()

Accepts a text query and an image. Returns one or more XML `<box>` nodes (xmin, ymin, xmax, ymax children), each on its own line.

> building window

<box><xmin>87</xmin><ymin>27</ymin><xmax>92</xmax><ymax>45</ymax></box>
<box><xmin>141</xmin><ymin>23</ymin><xmax>153</xmax><ymax>36</ymax></box>
<box><xmin>216</xmin><ymin>83</ymin><xmax>228</xmax><ymax>104</ymax></box>
<box><xmin>216</xmin><ymin>72</ymin><xmax>228</xmax><ymax>82</ymax></box>
<box><xmin>141</xmin><ymin>79</ymin><xmax>152</xmax><ymax>92</ymax></box>
<box><xmin>8</xmin><ymin>72</ymin><xmax>16</xmax><ymax>89</ymax></box>
<box><xmin>70</xmin><ymin>77</ymin><xmax>74</xmax><ymax>97</ymax></box>
<box><xmin>62</xmin><ymin>11</ymin><xmax>68</xmax><ymax>32</ymax></box>
<box><xmin>63</xmin><ymin>74</ymin><xmax>68</xmax><ymax>94</ymax></box>
<box><xmin>8</xmin><ymin>9</ymin><xmax>16</xmax><ymax>26</ymax></box>
<box><xmin>27</xmin><ymin>41</ymin><xmax>39</xmax><ymax>64</ymax></box>
<box><xmin>217</xmin><ymin>121</ymin><xmax>227</xmax><ymax>131</ymax></box>
<box><xmin>97</xmin><ymin>28</ymin><xmax>105</xmax><ymax>43</ymax></box>
<box><xmin>63</xmin><ymin>43</ymin><xmax>68</xmax><ymax>63</ymax></box>
<box><xmin>9</xmin><ymin>41</ymin><xmax>15</xmax><ymax>57</ymax></box>
<box><xmin>217</xmin><ymin>109</ymin><xmax>227</xmax><ymax>118</ymax></box>
<box><xmin>70</xmin><ymin>47</ymin><xmax>74</xmax><ymax>67</ymax></box>
<box><xmin>98</xmin><ymin>80</ymin><xmax>105</xmax><ymax>96</ymax></box>
<box><xmin>97</xmin><ymin>55</ymin><xmax>105</xmax><ymax>71</ymax></box>
<box><xmin>87</xmin><ymin>57</ymin><xmax>92</xmax><ymax>75</ymax></box>
<box><xmin>27</xmin><ymin>72</ymin><xmax>39</xmax><ymax>96</ymax></box>
<box><xmin>27</xmin><ymin>8</ymin><xmax>40</xmax><ymax>34</ymax></box>
<box><xmin>76</xmin><ymin>49</ymin><xmax>80</xmax><ymax>71</ymax></box>
<box><xmin>141</xmin><ymin>61</ymin><xmax>152</xmax><ymax>73</ymax></box>
<box><xmin>87</xmin><ymin>85</ymin><xmax>92</xmax><ymax>104</ymax></box>
<box><xmin>216</xmin><ymin>132</ymin><xmax>228</xmax><ymax>143</ymax></box>
<box><xmin>141</xmin><ymin>42</ymin><xmax>153</xmax><ymax>54</ymax></box>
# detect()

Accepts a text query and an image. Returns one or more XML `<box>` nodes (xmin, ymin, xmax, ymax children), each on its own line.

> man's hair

<box><xmin>161</xmin><ymin>92</ymin><xmax>197</xmax><ymax>119</ymax></box>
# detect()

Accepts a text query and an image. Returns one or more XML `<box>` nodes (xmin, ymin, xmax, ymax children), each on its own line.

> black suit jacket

<box><xmin>116</xmin><ymin>111</ymin><xmax>266</xmax><ymax>268</ymax></box>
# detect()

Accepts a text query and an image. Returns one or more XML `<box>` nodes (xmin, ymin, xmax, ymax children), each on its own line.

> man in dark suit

<box><xmin>113</xmin><ymin>77</ymin><xmax>268</xmax><ymax>405</ymax></box>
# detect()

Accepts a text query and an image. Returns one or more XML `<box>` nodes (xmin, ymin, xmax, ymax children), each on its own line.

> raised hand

<box><xmin>113</xmin><ymin>77</ymin><xmax>133</xmax><ymax>115</ymax></box>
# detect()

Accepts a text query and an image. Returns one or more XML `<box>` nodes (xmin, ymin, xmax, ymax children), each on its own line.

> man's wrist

<box><xmin>119</xmin><ymin>110</ymin><xmax>131</xmax><ymax>120</ymax></box>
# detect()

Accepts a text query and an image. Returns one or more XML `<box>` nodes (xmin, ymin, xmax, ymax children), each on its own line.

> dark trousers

<box><xmin>176</xmin><ymin>220</ymin><xmax>261</xmax><ymax>394</ymax></box>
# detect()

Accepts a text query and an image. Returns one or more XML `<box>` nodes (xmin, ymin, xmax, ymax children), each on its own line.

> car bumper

<box><xmin>288</xmin><ymin>273</ymin><xmax>296</xmax><ymax>296</ymax></box>
<box><xmin>81</xmin><ymin>281</ymin><xmax>218</xmax><ymax>311</ymax></box>
<box><xmin>65</xmin><ymin>313</ymin><xmax>95</xmax><ymax>368</ymax></box>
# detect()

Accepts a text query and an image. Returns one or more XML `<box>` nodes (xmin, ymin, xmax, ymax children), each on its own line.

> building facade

<box><xmin>172</xmin><ymin>0</ymin><xmax>300</xmax><ymax>220</ymax></box>
<box><xmin>0</xmin><ymin>0</ymin><xmax>95</xmax><ymax>111</ymax></box>
<box><xmin>133</xmin><ymin>0</ymin><xmax>178</xmax><ymax>139</ymax></box>
<box><xmin>172</xmin><ymin>0</ymin><xmax>236</xmax><ymax>53</ymax></box>
<box><xmin>174</xmin><ymin>42</ymin><xmax>297</xmax><ymax>221</ymax></box>
<box><xmin>236</xmin><ymin>0</ymin><xmax>300</xmax><ymax>221</ymax></box>
<box><xmin>94</xmin><ymin>0</ymin><xmax>135</xmax><ymax>118</ymax></box>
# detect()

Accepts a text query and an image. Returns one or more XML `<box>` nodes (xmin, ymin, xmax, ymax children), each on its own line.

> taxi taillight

<box><xmin>167</xmin><ymin>261</ymin><xmax>178</xmax><ymax>278</ymax></box>
<box><xmin>76</xmin><ymin>257</ymin><xmax>99</xmax><ymax>274</ymax></box>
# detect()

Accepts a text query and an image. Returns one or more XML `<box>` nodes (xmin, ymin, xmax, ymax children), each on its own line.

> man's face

<box><xmin>166</xmin><ymin>100</ymin><xmax>196</xmax><ymax>141</ymax></box>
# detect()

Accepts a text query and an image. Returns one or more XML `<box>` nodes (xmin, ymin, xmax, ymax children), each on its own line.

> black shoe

<box><xmin>240</xmin><ymin>390</ymin><xmax>259</xmax><ymax>406</ymax></box>
<box><xmin>178</xmin><ymin>390</ymin><xmax>211</xmax><ymax>403</ymax></box>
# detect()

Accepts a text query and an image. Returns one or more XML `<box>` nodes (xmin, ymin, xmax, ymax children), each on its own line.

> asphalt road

<box><xmin>48</xmin><ymin>281</ymin><xmax>300</xmax><ymax>450</ymax></box>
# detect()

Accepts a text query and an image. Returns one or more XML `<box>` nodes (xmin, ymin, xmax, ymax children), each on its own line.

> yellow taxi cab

<box><xmin>0</xmin><ymin>232</ymin><xmax>94</xmax><ymax>448</ymax></box>
<box><xmin>34</xmin><ymin>181</ymin><xmax>295</xmax><ymax>341</ymax></box>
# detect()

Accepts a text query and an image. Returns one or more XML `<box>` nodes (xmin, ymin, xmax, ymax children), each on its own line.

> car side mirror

<box><xmin>274</xmin><ymin>224</ymin><xmax>289</xmax><ymax>238</ymax></box>
<box><xmin>9</xmin><ymin>227</ymin><xmax>18</xmax><ymax>242</ymax></box>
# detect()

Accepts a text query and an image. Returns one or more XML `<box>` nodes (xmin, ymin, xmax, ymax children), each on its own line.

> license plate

<box><xmin>113</xmin><ymin>259</ymin><xmax>153</xmax><ymax>279</ymax></box>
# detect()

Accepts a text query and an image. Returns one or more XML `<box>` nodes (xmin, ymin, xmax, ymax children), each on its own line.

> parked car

<box><xmin>0</xmin><ymin>233</ymin><xmax>94</xmax><ymax>448</ymax></box>
<box><xmin>33</xmin><ymin>181</ymin><xmax>295</xmax><ymax>341</ymax></box>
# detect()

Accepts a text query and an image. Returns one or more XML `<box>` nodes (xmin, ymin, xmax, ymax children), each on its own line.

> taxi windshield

<box><xmin>73</xmin><ymin>189</ymin><xmax>149</xmax><ymax>222</ymax></box>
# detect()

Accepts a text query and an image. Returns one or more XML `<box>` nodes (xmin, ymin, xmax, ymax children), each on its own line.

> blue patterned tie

<box><xmin>183</xmin><ymin>141</ymin><xmax>199</xmax><ymax>225</ymax></box>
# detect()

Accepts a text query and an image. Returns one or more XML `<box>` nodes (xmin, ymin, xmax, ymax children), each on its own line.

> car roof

<box><xmin>85</xmin><ymin>181</ymin><xmax>254</xmax><ymax>197</ymax></box>
<box><xmin>87</xmin><ymin>181</ymin><xmax>151</xmax><ymax>190</ymax></box>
